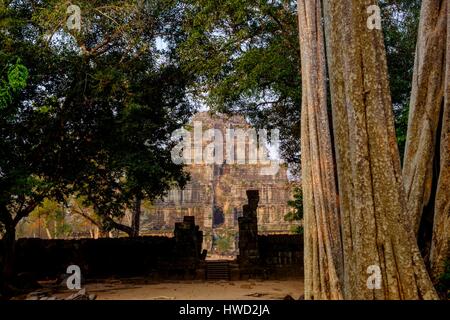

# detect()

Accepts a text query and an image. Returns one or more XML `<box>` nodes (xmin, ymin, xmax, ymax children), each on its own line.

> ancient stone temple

<box><xmin>140</xmin><ymin>112</ymin><xmax>296</xmax><ymax>256</ymax></box>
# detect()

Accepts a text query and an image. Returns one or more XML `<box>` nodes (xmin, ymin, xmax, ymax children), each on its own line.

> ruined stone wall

<box><xmin>1</xmin><ymin>217</ymin><xmax>205</xmax><ymax>280</ymax></box>
<box><xmin>235</xmin><ymin>190</ymin><xmax>303</xmax><ymax>279</ymax></box>
<box><xmin>258</xmin><ymin>235</ymin><xmax>303</xmax><ymax>269</ymax></box>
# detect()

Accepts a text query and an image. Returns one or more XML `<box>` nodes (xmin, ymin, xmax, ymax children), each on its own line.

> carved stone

<box><xmin>141</xmin><ymin>112</ymin><xmax>298</xmax><ymax>255</ymax></box>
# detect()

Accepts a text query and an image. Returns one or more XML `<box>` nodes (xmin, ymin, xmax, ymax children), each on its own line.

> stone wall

<box><xmin>236</xmin><ymin>190</ymin><xmax>303</xmax><ymax>279</ymax></box>
<box><xmin>236</xmin><ymin>234</ymin><xmax>303</xmax><ymax>279</ymax></box>
<box><xmin>1</xmin><ymin>217</ymin><xmax>205</xmax><ymax>280</ymax></box>
<box><xmin>258</xmin><ymin>235</ymin><xmax>303</xmax><ymax>277</ymax></box>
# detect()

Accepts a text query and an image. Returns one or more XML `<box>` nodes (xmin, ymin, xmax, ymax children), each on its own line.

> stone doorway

<box><xmin>212</xmin><ymin>205</ymin><xmax>224</xmax><ymax>227</ymax></box>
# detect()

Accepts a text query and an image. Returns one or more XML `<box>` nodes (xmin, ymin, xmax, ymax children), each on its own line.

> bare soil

<box><xmin>50</xmin><ymin>278</ymin><xmax>304</xmax><ymax>300</ymax></box>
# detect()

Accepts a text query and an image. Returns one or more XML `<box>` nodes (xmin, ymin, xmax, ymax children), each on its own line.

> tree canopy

<box><xmin>0</xmin><ymin>0</ymin><xmax>195</xmax><ymax>290</ymax></box>
<box><xmin>178</xmin><ymin>0</ymin><xmax>421</xmax><ymax>175</ymax></box>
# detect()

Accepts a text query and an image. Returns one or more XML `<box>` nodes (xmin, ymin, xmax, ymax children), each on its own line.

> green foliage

<box><xmin>284</xmin><ymin>187</ymin><xmax>303</xmax><ymax>234</ymax></box>
<box><xmin>215</xmin><ymin>235</ymin><xmax>232</xmax><ymax>253</ymax></box>
<box><xmin>437</xmin><ymin>260</ymin><xmax>450</xmax><ymax>300</ymax></box>
<box><xmin>179</xmin><ymin>0</ymin><xmax>421</xmax><ymax>174</ymax></box>
<box><xmin>381</xmin><ymin>0</ymin><xmax>421</xmax><ymax>106</ymax></box>
<box><xmin>0</xmin><ymin>0</ymin><xmax>194</xmax><ymax>237</ymax></box>
<box><xmin>381</xmin><ymin>0</ymin><xmax>421</xmax><ymax>162</ymax></box>
<box><xmin>179</xmin><ymin>0</ymin><xmax>301</xmax><ymax>172</ymax></box>
<box><xmin>1</xmin><ymin>2</ymin><xmax>73</xmax><ymax>232</ymax></box>
<box><xmin>29</xmin><ymin>199</ymin><xmax>72</xmax><ymax>239</ymax></box>
<box><xmin>394</xmin><ymin>105</ymin><xmax>409</xmax><ymax>163</ymax></box>
<box><xmin>0</xmin><ymin>59</ymin><xmax>29</xmax><ymax>110</ymax></box>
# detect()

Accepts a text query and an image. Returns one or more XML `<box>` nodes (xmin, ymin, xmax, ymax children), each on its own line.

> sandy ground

<box><xmin>51</xmin><ymin>279</ymin><xmax>304</xmax><ymax>300</ymax></box>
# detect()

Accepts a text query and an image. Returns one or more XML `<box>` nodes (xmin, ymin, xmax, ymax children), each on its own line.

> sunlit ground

<box><xmin>35</xmin><ymin>278</ymin><xmax>304</xmax><ymax>300</ymax></box>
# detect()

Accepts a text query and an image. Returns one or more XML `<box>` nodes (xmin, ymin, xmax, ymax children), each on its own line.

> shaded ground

<box><xmin>41</xmin><ymin>278</ymin><xmax>304</xmax><ymax>300</ymax></box>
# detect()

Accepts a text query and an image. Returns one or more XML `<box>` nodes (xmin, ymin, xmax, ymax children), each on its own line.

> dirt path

<box><xmin>54</xmin><ymin>279</ymin><xmax>304</xmax><ymax>300</ymax></box>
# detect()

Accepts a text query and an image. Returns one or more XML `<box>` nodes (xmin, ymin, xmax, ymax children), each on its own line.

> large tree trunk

<box><xmin>297</xmin><ymin>0</ymin><xmax>343</xmax><ymax>300</ymax></box>
<box><xmin>429</xmin><ymin>0</ymin><xmax>450</xmax><ymax>283</ymax></box>
<box><xmin>402</xmin><ymin>0</ymin><xmax>450</xmax><ymax>283</ymax></box>
<box><xmin>131</xmin><ymin>196</ymin><xmax>141</xmax><ymax>238</ymax></box>
<box><xmin>1</xmin><ymin>223</ymin><xmax>16</xmax><ymax>293</ymax></box>
<box><xmin>1</xmin><ymin>201</ymin><xmax>39</xmax><ymax>295</ymax></box>
<box><xmin>402</xmin><ymin>0</ymin><xmax>448</xmax><ymax>263</ymax></box>
<box><xmin>322</xmin><ymin>0</ymin><xmax>438</xmax><ymax>299</ymax></box>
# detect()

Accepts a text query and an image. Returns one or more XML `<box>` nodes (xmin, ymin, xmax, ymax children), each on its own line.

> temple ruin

<box><xmin>140</xmin><ymin>112</ymin><xmax>297</xmax><ymax>256</ymax></box>
<box><xmin>6</xmin><ymin>190</ymin><xmax>303</xmax><ymax>281</ymax></box>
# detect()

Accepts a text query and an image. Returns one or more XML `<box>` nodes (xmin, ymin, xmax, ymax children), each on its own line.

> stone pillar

<box><xmin>238</xmin><ymin>190</ymin><xmax>260</xmax><ymax>265</ymax></box>
<box><xmin>174</xmin><ymin>216</ymin><xmax>201</xmax><ymax>258</ymax></box>
<box><xmin>172</xmin><ymin>216</ymin><xmax>206</xmax><ymax>279</ymax></box>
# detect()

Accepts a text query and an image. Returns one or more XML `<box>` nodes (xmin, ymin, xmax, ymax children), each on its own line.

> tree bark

<box><xmin>2</xmin><ymin>223</ymin><xmax>16</xmax><ymax>293</ymax></box>
<box><xmin>403</xmin><ymin>0</ymin><xmax>448</xmax><ymax>244</ymax></box>
<box><xmin>322</xmin><ymin>0</ymin><xmax>438</xmax><ymax>299</ymax></box>
<box><xmin>131</xmin><ymin>196</ymin><xmax>141</xmax><ymax>238</ymax></box>
<box><xmin>97</xmin><ymin>228</ymin><xmax>110</xmax><ymax>238</ymax></box>
<box><xmin>1</xmin><ymin>201</ymin><xmax>38</xmax><ymax>295</ymax></box>
<box><xmin>297</xmin><ymin>0</ymin><xmax>344</xmax><ymax>300</ymax></box>
<box><xmin>45</xmin><ymin>227</ymin><xmax>53</xmax><ymax>240</ymax></box>
<box><xmin>429</xmin><ymin>0</ymin><xmax>450</xmax><ymax>282</ymax></box>
<box><xmin>101</xmin><ymin>216</ymin><xmax>133</xmax><ymax>237</ymax></box>
<box><xmin>402</xmin><ymin>0</ymin><xmax>450</xmax><ymax>283</ymax></box>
